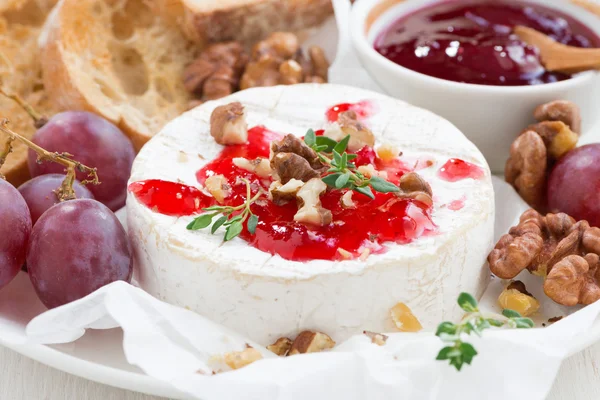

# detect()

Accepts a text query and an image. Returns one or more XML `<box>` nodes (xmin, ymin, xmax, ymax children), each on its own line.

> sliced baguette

<box><xmin>0</xmin><ymin>0</ymin><xmax>57</xmax><ymax>186</ymax></box>
<box><xmin>40</xmin><ymin>0</ymin><xmax>196</xmax><ymax>150</ymax></box>
<box><xmin>179</xmin><ymin>0</ymin><xmax>334</xmax><ymax>46</ymax></box>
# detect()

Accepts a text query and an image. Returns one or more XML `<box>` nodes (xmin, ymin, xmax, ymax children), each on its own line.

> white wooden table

<box><xmin>1</xmin><ymin>341</ymin><xmax>599</xmax><ymax>399</ymax></box>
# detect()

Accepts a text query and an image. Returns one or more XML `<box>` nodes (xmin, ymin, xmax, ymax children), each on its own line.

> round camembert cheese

<box><xmin>127</xmin><ymin>84</ymin><xmax>495</xmax><ymax>345</ymax></box>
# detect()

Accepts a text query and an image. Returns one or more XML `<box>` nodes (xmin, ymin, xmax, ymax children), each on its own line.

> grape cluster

<box><xmin>0</xmin><ymin>111</ymin><xmax>134</xmax><ymax>308</ymax></box>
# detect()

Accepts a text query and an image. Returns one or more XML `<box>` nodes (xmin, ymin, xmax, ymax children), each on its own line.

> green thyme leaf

<box><xmin>211</xmin><ymin>215</ymin><xmax>228</xmax><ymax>234</ymax></box>
<box><xmin>354</xmin><ymin>186</ymin><xmax>375</xmax><ymax>199</ymax></box>
<box><xmin>436</xmin><ymin>322</ymin><xmax>458</xmax><ymax>337</ymax></box>
<box><xmin>314</xmin><ymin>145</ymin><xmax>329</xmax><ymax>152</ymax></box>
<box><xmin>488</xmin><ymin>319</ymin><xmax>505</xmax><ymax>327</ymax></box>
<box><xmin>502</xmin><ymin>309</ymin><xmax>522</xmax><ymax>319</ymax></box>
<box><xmin>186</xmin><ymin>213</ymin><xmax>216</xmax><ymax>230</ymax></box>
<box><xmin>340</xmin><ymin>152</ymin><xmax>348</xmax><ymax>169</ymax></box>
<box><xmin>513</xmin><ymin>317</ymin><xmax>535</xmax><ymax>329</ymax></box>
<box><xmin>322</xmin><ymin>173</ymin><xmax>343</xmax><ymax>187</ymax></box>
<box><xmin>346</xmin><ymin>154</ymin><xmax>358</xmax><ymax>161</ymax></box>
<box><xmin>224</xmin><ymin>221</ymin><xmax>244</xmax><ymax>241</ymax></box>
<box><xmin>450</xmin><ymin>357</ymin><xmax>464</xmax><ymax>371</ymax></box>
<box><xmin>333</xmin><ymin>135</ymin><xmax>351</xmax><ymax>154</ymax></box>
<box><xmin>459</xmin><ymin>342</ymin><xmax>477</xmax><ymax>365</ymax></box>
<box><xmin>332</xmin><ymin>150</ymin><xmax>343</xmax><ymax>166</ymax></box>
<box><xmin>436</xmin><ymin>346</ymin><xmax>456</xmax><ymax>361</ymax></box>
<box><xmin>247</xmin><ymin>214</ymin><xmax>259</xmax><ymax>234</ymax></box>
<box><xmin>369</xmin><ymin>176</ymin><xmax>400</xmax><ymax>193</ymax></box>
<box><xmin>315</xmin><ymin>136</ymin><xmax>338</xmax><ymax>152</ymax></box>
<box><xmin>304</xmin><ymin>129</ymin><xmax>316</xmax><ymax>147</ymax></box>
<box><xmin>457</xmin><ymin>292</ymin><xmax>478</xmax><ymax>313</ymax></box>
<box><xmin>335</xmin><ymin>172</ymin><xmax>351</xmax><ymax>188</ymax></box>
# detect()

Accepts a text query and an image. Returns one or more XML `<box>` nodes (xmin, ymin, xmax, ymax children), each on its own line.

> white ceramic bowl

<box><xmin>350</xmin><ymin>0</ymin><xmax>600</xmax><ymax>172</ymax></box>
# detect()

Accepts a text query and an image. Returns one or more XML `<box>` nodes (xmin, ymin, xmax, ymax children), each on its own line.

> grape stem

<box><xmin>0</xmin><ymin>119</ymin><xmax>99</xmax><ymax>200</ymax></box>
<box><xmin>0</xmin><ymin>86</ymin><xmax>48</xmax><ymax>128</ymax></box>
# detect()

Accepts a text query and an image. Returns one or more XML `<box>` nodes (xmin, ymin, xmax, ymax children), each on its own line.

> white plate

<box><xmin>0</xmin><ymin>273</ymin><xmax>185</xmax><ymax>398</ymax></box>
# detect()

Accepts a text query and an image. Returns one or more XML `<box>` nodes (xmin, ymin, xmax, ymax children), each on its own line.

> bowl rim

<box><xmin>350</xmin><ymin>0</ymin><xmax>600</xmax><ymax>94</ymax></box>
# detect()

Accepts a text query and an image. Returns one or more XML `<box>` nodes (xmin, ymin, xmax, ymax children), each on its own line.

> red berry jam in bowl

<box><xmin>374</xmin><ymin>0</ymin><xmax>600</xmax><ymax>86</ymax></box>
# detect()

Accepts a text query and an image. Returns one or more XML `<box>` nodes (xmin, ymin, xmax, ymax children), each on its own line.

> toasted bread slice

<box><xmin>0</xmin><ymin>0</ymin><xmax>57</xmax><ymax>186</ymax></box>
<box><xmin>40</xmin><ymin>0</ymin><xmax>196</xmax><ymax>150</ymax></box>
<box><xmin>179</xmin><ymin>0</ymin><xmax>334</xmax><ymax>46</ymax></box>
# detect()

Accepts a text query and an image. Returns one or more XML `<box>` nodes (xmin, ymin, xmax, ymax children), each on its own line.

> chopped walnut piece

<box><xmin>498</xmin><ymin>281</ymin><xmax>540</xmax><ymax>317</ymax></box>
<box><xmin>241</xmin><ymin>32</ymin><xmax>329</xmax><ymax>90</ymax></box>
<box><xmin>270</xmin><ymin>134</ymin><xmax>326</xmax><ymax>183</ymax></box>
<box><xmin>267</xmin><ymin>337</ymin><xmax>293</xmax><ymax>356</ymax></box>
<box><xmin>357</xmin><ymin>164</ymin><xmax>388</xmax><ymax>180</ymax></box>
<box><xmin>337</xmin><ymin>247</ymin><xmax>353</xmax><ymax>259</ymax></box>
<box><xmin>489</xmin><ymin>209</ymin><xmax>600</xmax><ymax>306</ymax></box>
<box><xmin>271</xmin><ymin>134</ymin><xmax>326</xmax><ymax>171</ymax></box>
<box><xmin>548</xmin><ymin>316</ymin><xmax>563</xmax><ymax>323</ymax></box>
<box><xmin>507</xmin><ymin>280</ymin><xmax>533</xmax><ymax>296</ymax></box>
<box><xmin>337</xmin><ymin>111</ymin><xmax>376</xmax><ymax>151</ymax></box>
<box><xmin>377</xmin><ymin>144</ymin><xmax>400</xmax><ymax>163</ymax></box>
<box><xmin>294</xmin><ymin>178</ymin><xmax>332</xmax><ymax>226</ymax></box>
<box><xmin>240</xmin><ymin>57</ymin><xmax>281</xmax><ymax>90</ymax></box>
<box><xmin>534</xmin><ymin>100</ymin><xmax>582</xmax><ymax>134</ymax></box>
<box><xmin>390</xmin><ymin>302</ymin><xmax>423</xmax><ymax>332</ymax></box>
<box><xmin>204</xmin><ymin>175</ymin><xmax>231</xmax><ymax>204</ymax></box>
<box><xmin>271</xmin><ymin>153</ymin><xmax>321</xmax><ymax>184</ymax></box>
<box><xmin>359</xmin><ymin>248</ymin><xmax>371</xmax><ymax>261</ymax></box>
<box><xmin>233</xmin><ymin>157</ymin><xmax>272</xmax><ymax>178</ymax></box>
<box><xmin>305</xmin><ymin>76</ymin><xmax>326</xmax><ymax>83</ymax></box>
<box><xmin>308</xmin><ymin>46</ymin><xmax>329</xmax><ymax>80</ymax></box>
<box><xmin>279</xmin><ymin>60</ymin><xmax>304</xmax><ymax>85</ymax></box>
<box><xmin>505</xmin><ymin>130</ymin><xmax>548</xmax><ymax>209</ymax></box>
<box><xmin>341</xmin><ymin>190</ymin><xmax>356</xmax><ymax>208</ymax></box>
<box><xmin>252</xmin><ymin>32</ymin><xmax>300</xmax><ymax>61</ymax></box>
<box><xmin>288</xmin><ymin>331</ymin><xmax>336</xmax><ymax>355</ymax></box>
<box><xmin>210</xmin><ymin>102</ymin><xmax>248</xmax><ymax>145</ymax></box>
<box><xmin>363</xmin><ymin>331</ymin><xmax>388</xmax><ymax>346</ymax></box>
<box><xmin>396</xmin><ymin>172</ymin><xmax>433</xmax><ymax>207</ymax></box>
<box><xmin>270</xmin><ymin>179</ymin><xmax>305</xmax><ymax>205</ymax></box>
<box><xmin>223</xmin><ymin>347</ymin><xmax>263</xmax><ymax>370</ymax></box>
<box><xmin>184</xmin><ymin>42</ymin><xmax>248</xmax><ymax>101</ymax></box>
<box><xmin>525</xmin><ymin>121</ymin><xmax>579</xmax><ymax>160</ymax></box>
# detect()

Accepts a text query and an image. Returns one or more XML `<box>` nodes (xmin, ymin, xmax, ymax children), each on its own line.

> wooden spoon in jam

<box><xmin>515</xmin><ymin>25</ymin><xmax>600</xmax><ymax>74</ymax></box>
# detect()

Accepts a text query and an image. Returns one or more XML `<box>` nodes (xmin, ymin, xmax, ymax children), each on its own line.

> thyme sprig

<box><xmin>186</xmin><ymin>178</ymin><xmax>261</xmax><ymax>241</ymax></box>
<box><xmin>436</xmin><ymin>293</ymin><xmax>534</xmax><ymax>371</ymax></box>
<box><xmin>303</xmin><ymin>129</ymin><xmax>399</xmax><ymax>199</ymax></box>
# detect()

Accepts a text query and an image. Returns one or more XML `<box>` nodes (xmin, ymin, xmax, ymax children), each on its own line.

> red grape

<box><xmin>28</xmin><ymin>112</ymin><xmax>135</xmax><ymax>211</ymax></box>
<box><xmin>0</xmin><ymin>179</ymin><xmax>32</xmax><ymax>289</ymax></box>
<box><xmin>548</xmin><ymin>144</ymin><xmax>600</xmax><ymax>227</ymax></box>
<box><xmin>27</xmin><ymin>199</ymin><xmax>132</xmax><ymax>308</ymax></box>
<box><xmin>18</xmin><ymin>174</ymin><xmax>94</xmax><ymax>224</ymax></box>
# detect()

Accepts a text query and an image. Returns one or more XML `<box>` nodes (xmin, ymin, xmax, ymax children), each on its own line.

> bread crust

<box><xmin>0</xmin><ymin>0</ymin><xmax>58</xmax><ymax>185</ymax></box>
<box><xmin>40</xmin><ymin>0</ymin><xmax>195</xmax><ymax>150</ymax></box>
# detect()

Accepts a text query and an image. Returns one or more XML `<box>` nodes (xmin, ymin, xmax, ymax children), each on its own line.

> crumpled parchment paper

<box><xmin>1</xmin><ymin>1</ymin><xmax>599</xmax><ymax>399</ymax></box>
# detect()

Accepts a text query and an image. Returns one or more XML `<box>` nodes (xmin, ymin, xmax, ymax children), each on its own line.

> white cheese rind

<box><xmin>127</xmin><ymin>84</ymin><xmax>495</xmax><ymax>344</ymax></box>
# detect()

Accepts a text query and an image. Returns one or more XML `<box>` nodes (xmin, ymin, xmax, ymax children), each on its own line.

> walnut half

<box><xmin>489</xmin><ymin>209</ymin><xmax>600</xmax><ymax>307</ymax></box>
